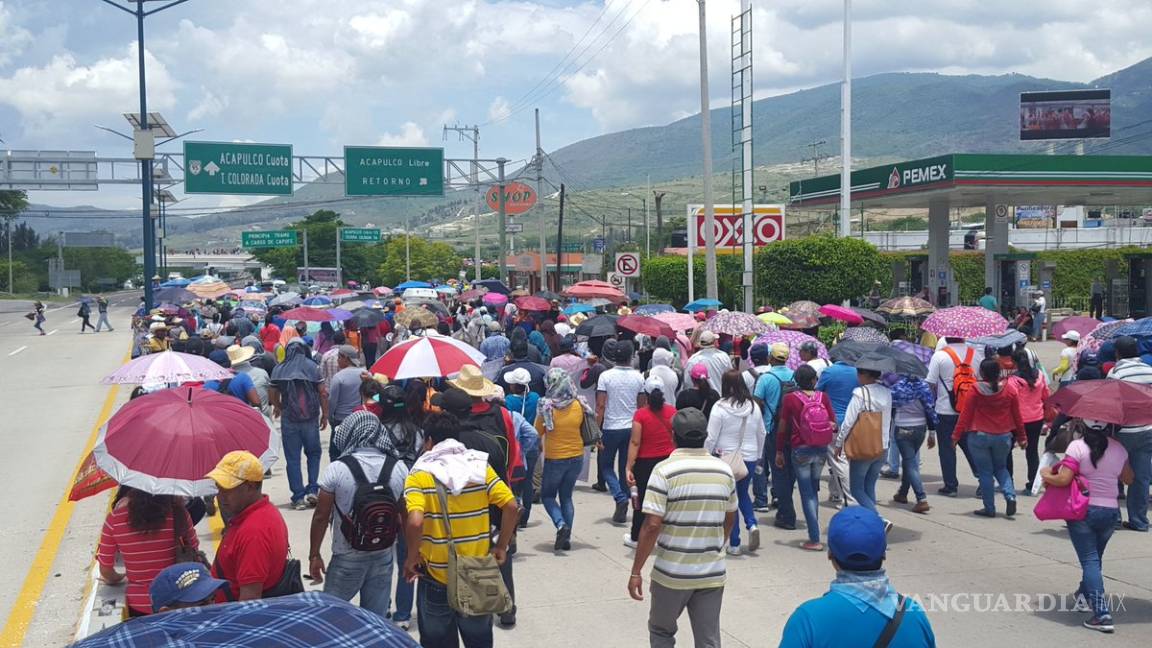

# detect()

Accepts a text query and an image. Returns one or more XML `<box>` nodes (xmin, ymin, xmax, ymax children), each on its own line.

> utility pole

<box><xmin>535</xmin><ymin>109</ymin><xmax>547</xmax><ymax>291</ymax></box>
<box><xmin>804</xmin><ymin>139</ymin><xmax>829</xmax><ymax>176</ymax></box>
<box><xmin>444</xmin><ymin>124</ymin><xmax>481</xmax><ymax>281</ymax></box>
<box><xmin>645</xmin><ymin>174</ymin><xmax>652</xmax><ymax>259</ymax></box>
<box><xmin>698</xmin><ymin>0</ymin><xmax>718</xmax><ymax>301</ymax></box>
<box><xmin>653</xmin><ymin>191</ymin><xmax>667</xmax><ymax>251</ymax></box>
<box><xmin>497</xmin><ymin>159</ymin><xmax>508</xmax><ymax>283</ymax></box>
<box><xmin>556</xmin><ymin>184</ymin><xmax>566</xmax><ymax>288</ymax></box>
<box><xmin>627</xmin><ymin>208</ymin><xmax>632</xmax><ymax>242</ymax></box>
<box><xmin>302</xmin><ymin>229</ymin><xmax>310</xmax><ymax>287</ymax></box>
<box><xmin>5</xmin><ymin>217</ymin><xmax>12</xmax><ymax>294</ymax></box>
<box><xmin>839</xmin><ymin>0</ymin><xmax>853</xmax><ymax>238</ymax></box>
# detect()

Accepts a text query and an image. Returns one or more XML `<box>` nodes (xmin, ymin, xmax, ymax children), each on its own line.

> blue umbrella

<box><xmin>635</xmin><ymin>303</ymin><xmax>675</xmax><ymax>316</ymax></box>
<box><xmin>71</xmin><ymin>592</ymin><xmax>418</xmax><ymax>648</ymax></box>
<box><xmin>302</xmin><ymin>296</ymin><xmax>333</xmax><ymax>307</ymax></box>
<box><xmin>159</xmin><ymin>278</ymin><xmax>191</xmax><ymax>288</ymax></box>
<box><xmin>684</xmin><ymin>299</ymin><xmax>722</xmax><ymax>313</ymax></box>
<box><xmin>1110</xmin><ymin>317</ymin><xmax>1152</xmax><ymax>339</ymax></box>
<box><xmin>972</xmin><ymin>329</ymin><xmax>1028</xmax><ymax>349</ymax></box>
<box><xmin>435</xmin><ymin>284</ymin><xmax>457</xmax><ymax>294</ymax></box>
<box><xmin>396</xmin><ymin>280</ymin><xmax>433</xmax><ymax>291</ymax></box>
<box><xmin>563</xmin><ymin>303</ymin><xmax>597</xmax><ymax>316</ymax></box>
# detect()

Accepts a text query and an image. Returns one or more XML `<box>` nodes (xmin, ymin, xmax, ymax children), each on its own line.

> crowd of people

<box><xmin>85</xmin><ymin>282</ymin><xmax>1152</xmax><ymax>647</ymax></box>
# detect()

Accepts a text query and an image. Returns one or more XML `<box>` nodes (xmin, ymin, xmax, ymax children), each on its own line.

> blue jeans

<box><xmin>517</xmin><ymin>448</ymin><xmax>540</xmax><ymax>523</ymax></box>
<box><xmin>323</xmin><ymin>549</ymin><xmax>394</xmax><ymax>618</ymax></box>
<box><xmin>849</xmin><ymin>456</ymin><xmax>885</xmax><ymax>511</ymax></box>
<box><xmin>894</xmin><ymin>426</ymin><xmax>928</xmax><ymax>502</ymax></box>
<box><xmin>392</xmin><ymin>533</ymin><xmax>414</xmax><ymax>622</ymax></box>
<box><xmin>967</xmin><ymin>432</ymin><xmax>1016</xmax><ymax>513</ymax></box>
<box><xmin>1033</xmin><ymin>311</ymin><xmax>1046</xmax><ymax>339</ymax></box>
<box><xmin>542</xmin><ymin>456</ymin><xmax>583</xmax><ymax>530</ymax></box>
<box><xmin>936</xmin><ymin>414</ymin><xmax>977</xmax><ymax>491</ymax></box>
<box><xmin>729</xmin><ymin>460</ymin><xmax>758</xmax><ymax>547</ymax></box>
<box><xmin>599</xmin><ymin>428</ymin><xmax>631</xmax><ymax>504</ymax></box>
<box><xmin>417</xmin><ymin>578</ymin><xmax>493</xmax><ymax>648</ymax></box>
<box><xmin>1068</xmin><ymin>506</ymin><xmax>1120</xmax><ymax>617</ymax></box>
<box><xmin>792</xmin><ymin>447</ymin><xmax>827</xmax><ymax>544</ymax></box>
<box><xmin>1117</xmin><ymin>431</ymin><xmax>1152</xmax><ymax>531</ymax></box>
<box><xmin>772</xmin><ymin>438</ymin><xmax>797</xmax><ymax>526</ymax></box>
<box><xmin>884</xmin><ymin>431</ymin><xmax>901</xmax><ymax>476</ymax></box>
<box><xmin>281</xmin><ymin>418</ymin><xmax>322</xmax><ymax>503</ymax></box>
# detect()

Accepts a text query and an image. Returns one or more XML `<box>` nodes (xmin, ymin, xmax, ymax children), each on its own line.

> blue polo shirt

<box><xmin>817</xmin><ymin>362</ymin><xmax>859</xmax><ymax>425</ymax></box>
<box><xmin>779</xmin><ymin>591</ymin><xmax>935</xmax><ymax>648</ymax></box>
<box><xmin>204</xmin><ymin>371</ymin><xmax>255</xmax><ymax>403</ymax></box>
<box><xmin>753</xmin><ymin>365</ymin><xmax>794</xmax><ymax>433</ymax></box>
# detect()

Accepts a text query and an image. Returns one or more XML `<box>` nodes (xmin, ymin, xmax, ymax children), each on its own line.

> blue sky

<box><xmin>2</xmin><ymin>0</ymin><xmax>1151</xmax><ymax>211</ymax></box>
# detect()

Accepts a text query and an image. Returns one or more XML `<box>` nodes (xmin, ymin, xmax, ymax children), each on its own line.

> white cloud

<box><xmin>488</xmin><ymin>96</ymin><xmax>511</xmax><ymax>122</ymax></box>
<box><xmin>0</xmin><ymin>1</ymin><xmax>32</xmax><ymax>66</ymax></box>
<box><xmin>187</xmin><ymin>88</ymin><xmax>228</xmax><ymax>122</ymax></box>
<box><xmin>376</xmin><ymin>122</ymin><xmax>428</xmax><ymax>146</ymax></box>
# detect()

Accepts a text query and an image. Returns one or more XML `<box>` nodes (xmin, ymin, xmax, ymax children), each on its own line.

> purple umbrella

<box><xmin>483</xmin><ymin>292</ymin><xmax>509</xmax><ymax>308</ymax></box>
<box><xmin>841</xmin><ymin>326</ymin><xmax>890</xmax><ymax>345</ymax></box>
<box><xmin>1052</xmin><ymin>316</ymin><xmax>1101</xmax><ymax>340</ymax></box>
<box><xmin>921</xmin><ymin>306</ymin><xmax>1008</xmax><ymax>339</ymax></box>
<box><xmin>702</xmin><ymin>311</ymin><xmax>773</xmax><ymax>337</ymax></box>
<box><xmin>892</xmin><ymin>340</ymin><xmax>934</xmax><ymax>366</ymax></box>
<box><xmin>101</xmin><ymin>350</ymin><xmax>234</xmax><ymax>385</ymax></box>
<box><xmin>752</xmin><ymin>330</ymin><xmax>829</xmax><ymax>370</ymax></box>
<box><xmin>1078</xmin><ymin>319</ymin><xmax>1132</xmax><ymax>354</ymax></box>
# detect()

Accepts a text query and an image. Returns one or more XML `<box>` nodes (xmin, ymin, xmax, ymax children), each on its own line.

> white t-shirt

<box><xmin>925</xmin><ymin>343</ymin><xmax>974</xmax><ymax>417</ymax></box>
<box><xmin>597</xmin><ymin>366</ymin><xmax>645</xmax><ymax>430</ymax></box>
<box><xmin>318</xmin><ymin>449</ymin><xmax>409</xmax><ymax>555</ymax></box>
<box><xmin>806</xmin><ymin>358</ymin><xmax>830</xmax><ymax>378</ymax></box>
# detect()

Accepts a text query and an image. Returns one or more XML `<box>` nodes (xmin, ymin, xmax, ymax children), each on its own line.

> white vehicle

<box><xmin>401</xmin><ymin>288</ymin><xmax>440</xmax><ymax>303</ymax></box>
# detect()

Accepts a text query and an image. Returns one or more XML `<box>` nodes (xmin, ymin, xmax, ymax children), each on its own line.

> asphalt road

<box><xmin>1</xmin><ymin>325</ymin><xmax>1150</xmax><ymax>646</ymax></box>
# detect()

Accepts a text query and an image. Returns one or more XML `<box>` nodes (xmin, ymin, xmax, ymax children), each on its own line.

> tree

<box><xmin>63</xmin><ymin>247</ymin><xmax>137</xmax><ymax>291</ymax></box>
<box><xmin>249</xmin><ymin>210</ymin><xmax>389</xmax><ymax>284</ymax></box>
<box><xmin>643</xmin><ymin>254</ymin><xmax>744</xmax><ymax>308</ymax></box>
<box><xmin>755</xmin><ymin>235</ymin><xmax>887</xmax><ymax>306</ymax></box>
<box><xmin>377</xmin><ymin>236</ymin><xmax>462</xmax><ymax>287</ymax></box>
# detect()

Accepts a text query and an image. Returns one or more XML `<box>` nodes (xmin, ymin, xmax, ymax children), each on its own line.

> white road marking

<box><xmin>69</xmin><ymin>319</ymin><xmax>79</xmax><ymax>325</ymax></box>
<box><xmin>8</xmin><ymin>346</ymin><xmax>26</xmax><ymax>357</ymax></box>
<box><xmin>46</xmin><ymin>329</ymin><xmax>58</xmax><ymax>336</ymax></box>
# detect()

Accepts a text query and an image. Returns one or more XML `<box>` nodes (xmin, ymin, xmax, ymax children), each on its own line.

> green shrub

<box><xmin>755</xmin><ymin>235</ymin><xmax>887</xmax><ymax>306</ymax></box>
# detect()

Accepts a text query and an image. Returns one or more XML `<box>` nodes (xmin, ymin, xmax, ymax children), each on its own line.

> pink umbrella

<box><xmin>370</xmin><ymin>335</ymin><xmax>486</xmax><ymax>380</ymax></box>
<box><xmin>1052</xmin><ymin>316</ymin><xmax>1101</xmax><ymax>340</ymax></box>
<box><xmin>92</xmin><ymin>388</ymin><xmax>276</xmax><ymax>496</ymax></box>
<box><xmin>819</xmin><ymin>304</ymin><xmax>864</xmax><ymax>326</ymax></box>
<box><xmin>101</xmin><ymin>350</ymin><xmax>233</xmax><ymax>385</ymax></box>
<box><xmin>752</xmin><ymin>330</ymin><xmax>830</xmax><ymax>370</ymax></box>
<box><xmin>702</xmin><ymin>311</ymin><xmax>774</xmax><ymax>336</ymax></box>
<box><xmin>1079</xmin><ymin>319</ymin><xmax>1132</xmax><ymax>354</ymax></box>
<box><xmin>563</xmin><ymin>281</ymin><xmax>627</xmax><ymax>302</ymax></box>
<box><xmin>280</xmin><ymin>306</ymin><xmax>354</xmax><ymax>322</ymax></box>
<box><xmin>653</xmin><ymin>312</ymin><xmax>699</xmax><ymax>332</ymax></box>
<box><xmin>515</xmin><ymin>296</ymin><xmax>553</xmax><ymax>312</ymax></box>
<box><xmin>921</xmin><ymin>306</ymin><xmax>1008</xmax><ymax>339</ymax></box>
<box><xmin>373</xmin><ymin>286</ymin><xmax>394</xmax><ymax>296</ymax></box>
<box><xmin>483</xmin><ymin>292</ymin><xmax>509</xmax><ymax>308</ymax></box>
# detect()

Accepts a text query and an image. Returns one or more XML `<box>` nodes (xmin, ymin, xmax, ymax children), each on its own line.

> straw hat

<box><xmin>226</xmin><ymin>344</ymin><xmax>255</xmax><ymax>366</ymax></box>
<box><xmin>450</xmin><ymin>364</ymin><xmax>500</xmax><ymax>398</ymax></box>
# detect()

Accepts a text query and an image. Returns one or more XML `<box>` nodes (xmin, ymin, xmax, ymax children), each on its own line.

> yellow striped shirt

<box><xmin>403</xmin><ymin>466</ymin><xmax>515</xmax><ymax>585</ymax></box>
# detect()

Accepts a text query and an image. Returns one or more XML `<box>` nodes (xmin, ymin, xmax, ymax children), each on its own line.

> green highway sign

<box><xmin>241</xmin><ymin>230</ymin><xmax>299</xmax><ymax>249</ymax></box>
<box><xmin>340</xmin><ymin>227</ymin><xmax>382</xmax><ymax>243</ymax></box>
<box><xmin>184</xmin><ymin>141</ymin><xmax>293</xmax><ymax>196</ymax></box>
<box><xmin>344</xmin><ymin>146</ymin><xmax>444</xmax><ymax>197</ymax></box>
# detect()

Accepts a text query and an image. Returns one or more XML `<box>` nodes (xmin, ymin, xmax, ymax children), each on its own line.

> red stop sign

<box><xmin>485</xmin><ymin>181</ymin><xmax>538</xmax><ymax>215</ymax></box>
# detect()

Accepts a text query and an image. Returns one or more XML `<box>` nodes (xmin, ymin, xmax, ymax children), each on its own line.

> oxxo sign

<box><xmin>485</xmin><ymin>181</ymin><xmax>538</xmax><ymax>215</ymax></box>
<box><xmin>687</xmin><ymin>205</ymin><xmax>785</xmax><ymax>248</ymax></box>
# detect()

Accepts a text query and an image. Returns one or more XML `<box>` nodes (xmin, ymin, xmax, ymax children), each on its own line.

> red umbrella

<box><xmin>280</xmin><ymin>306</ymin><xmax>354</xmax><ymax>322</ymax></box>
<box><xmin>1052</xmin><ymin>316</ymin><xmax>1101</xmax><ymax>340</ymax></box>
<box><xmin>515</xmin><ymin>295</ymin><xmax>553</xmax><ymax>312</ymax></box>
<box><xmin>820</xmin><ymin>304</ymin><xmax>864</xmax><ymax>326</ymax></box>
<box><xmin>92</xmin><ymin>388</ymin><xmax>276</xmax><ymax>497</ymax></box>
<box><xmin>618</xmin><ymin>314</ymin><xmax>675</xmax><ymax>339</ymax></box>
<box><xmin>370</xmin><ymin>336</ymin><xmax>486</xmax><ymax>380</ymax></box>
<box><xmin>1048</xmin><ymin>379</ymin><xmax>1152</xmax><ymax>426</ymax></box>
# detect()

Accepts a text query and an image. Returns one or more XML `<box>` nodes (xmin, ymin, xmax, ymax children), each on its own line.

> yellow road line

<box><xmin>0</xmin><ymin>377</ymin><xmax>123</xmax><ymax>648</ymax></box>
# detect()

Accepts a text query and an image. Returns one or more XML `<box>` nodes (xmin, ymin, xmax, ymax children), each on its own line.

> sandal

<box><xmin>801</xmin><ymin>541</ymin><xmax>824</xmax><ymax>552</ymax></box>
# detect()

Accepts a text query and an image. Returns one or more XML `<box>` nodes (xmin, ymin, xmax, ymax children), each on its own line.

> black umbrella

<box><xmin>850</xmin><ymin>307</ymin><xmax>888</xmax><ymax>328</ymax></box>
<box><xmin>575</xmin><ymin>314</ymin><xmax>619</xmax><ymax>338</ymax></box>
<box><xmin>829</xmin><ymin>340</ymin><xmax>927</xmax><ymax>378</ymax></box>
<box><xmin>351</xmin><ymin>307</ymin><xmax>385</xmax><ymax>327</ymax></box>
<box><xmin>534</xmin><ymin>290</ymin><xmax>562</xmax><ymax>302</ymax></box>
<box><xmin>155</xmin><ymin>287</ymin><xmax>198</xmax><ymax>303</ymax></box>
<box><xmin>420</xmin><ymin>301</ymin><xmax>449</xmax><ymax>317</ymax></box>
<box><xmin>475</xmin><ymin>279</ymin><xmax>510</xmax><ymax>295</ymax></box>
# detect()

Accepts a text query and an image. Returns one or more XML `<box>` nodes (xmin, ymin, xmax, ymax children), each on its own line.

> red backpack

<box><xmin>944</xmin><ymin>347</ymin><xmax>977</xmax><ymax>413</ymax></box>
<box><xmin>792</xmin><ymin>391</ymin><xmax>835</xmax><ymax>447</ymax></box>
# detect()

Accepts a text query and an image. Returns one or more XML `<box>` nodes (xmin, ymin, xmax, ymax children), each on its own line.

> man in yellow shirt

<box><xmin>403</xmin><ymin>412</ymin><xmax>519</xmax><ymax>647</ymax></box>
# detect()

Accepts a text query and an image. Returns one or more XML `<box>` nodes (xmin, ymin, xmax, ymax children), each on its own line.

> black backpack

<box><xmin>335</xmin><ymin>455</ymin><xmax>401</xmax><ymax>551</ymax></box>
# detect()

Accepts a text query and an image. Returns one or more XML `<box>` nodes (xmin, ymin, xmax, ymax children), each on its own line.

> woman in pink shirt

<box><xmin>1009</xmin><ymin>350</ymin><xmax>1050</xmax><ymax>493</ymax></box>
<box><xmin>1041</xmin><ymin>422</ymin><xmax>1132</xmax><ymax>634</ymax></box>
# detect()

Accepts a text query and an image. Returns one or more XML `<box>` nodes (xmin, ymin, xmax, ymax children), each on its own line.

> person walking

<box><xmin>326</xmin><ymin>346</ymin><xmax>367</xmax><ymax>446</ymax></box>
<box><xmin>682</xmin><ymin>331</ymin><xmax>733</xmax><ymax>393</ymax></box>
<box><xmin>31</xmin><ymin>300</ymin><xmax>45</xmax><ymax>335</ymax></box>
<box><xmin>754</xmin><ymin>343</ymin><xmax>798</xmax><ymax>528</ymax></box>
<box><xmin>1040</xmin><ymin>421</ymin><xmax>1134</xmax><ymax>633</ymax></box>
<box><xmin>925</xmin><ymin>337</ymin><xmax>980</xmax><ymax>497</ymax></box>
<box><xmin>1030</xmin><ymin>290</ymin><xmax>1047</xmax><ymax>341</ymax></box>
<box><xmin>78</xmin><ymin>299</ymin><xmax>96</xmax><ymax>333</ymax></box>
<box><xmin>889</xmin><ymin>375</ymin><xmax>937</xmax><ymax>514</ymax></box>
<box><xmin>778</xmin><ymin>507</ymin><xmax>936</xmax><ymax>647</ymax></box>
<box><xmin>95</xmin><ymin>296</ymin><xmax>114</xmax><ymax>332</ymax></box>
<box><xmin>536</xmin><ymin>368</ymin><xmax>587</xmax><ymax>552</ymax></box>
<box><xmin>1090</xmin><ymin>279</ymin><xmax>1105</xmax><ymax>319</ymax></box>
<box><xmin>978</xmin><ymin>287</ymin><xmax>998</xmax><ymax>311</ymax></box>
<box><xmin>954</xmin><ymin>358</ymin><xmax>1026</xmax><ymax>518</ymax></box>
<box><xmin>504</xmin><ymin>368</ymin><xmax>540</xmax><ymax>526</ymax></box>
<box><xmin>628</xmin><ymin>408</ymin><xmax>737</xmax><ymax>648</ymax></box>
<box><xmin>1009</xmin><ymin>349</ymin><xmax>1049</xmax><ymax>493</ymax></box>
<box><xmin>1051</xmin><ymin>331</ymin><xmax>1081</xmax><ymax>385</ymax></box>
<box><xmin>597</xmin><ymin>340</ymin><xmax>647</xmax><ymax>525</ymax></box>
<box><xmin>836</xmin><ymin>358</ymin><xmax>893</xmax><ymax>517</ymax></box>
<box><xmin>624</xmin><ymin>377</ymin><xmax>676</xmax><ymax>549</ymax></box>
<box><xmin>1106</xmin><ymin>335</ymin><xmax>1152</xmax><ymax>532</ymax></box>
<box><xmin>308</xmin><ymin>411</ymin><xmax>409</xmax><ymax>619</ymax></box>
<box><xmin>676</xmin><ymin>364</ymin><xmax>719</xmax><ymax>417</ymax></box>
<box><xmin>775</xmin><ymin>365</ymin><xmax>837</xmax><ymax>551</ymax></box>
<box><xmin>705</xmin><ymin>370</ymin><xmax>767</xmax><ymax>555</ymax></box>
<box><xmin>818</xmin><ymin>359</ymin><xmax>860</xmax><ymax>508</ymax></box>
<box><xmin>270</xmin><ymin>338</ymin><xmax>329</xmax><ymax>510</ymax></box>
<box><xmin>402</xmin><ymin>413</ymin><xmax>519</xmax><ymax>648</ymax></box>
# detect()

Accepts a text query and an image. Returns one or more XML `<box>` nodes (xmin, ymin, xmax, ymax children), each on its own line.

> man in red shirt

<box><xmin>207</xmin><ymin>451</ymin><xmax>289</xmax><ymax>601</ymax></box>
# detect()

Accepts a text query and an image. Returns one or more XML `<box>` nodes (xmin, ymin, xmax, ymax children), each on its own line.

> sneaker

<box><xmin>892</xmin><ymin>493</ymin><xmax>909</xmax><ymax>504</ymax></box>
<box><xmin>773</xmin><ymin>519</ymin><xmax>797</xmax><ymax>531</ymax></box>
<box><xmin>305</xmin><ymin>493</ymin><xmax>319</xmax><ymax>508</ymax></box>
<box><xmin>912</xmin><ymin>500</ymin><xmax>931</xmax><ymax>514</ymax></box>
<box><xmin>801</xmin><ymin>541</ymin><xmax>824</xmax><ymax>552</ymax></box>
<box><xmin>291</xmin><ymin>500</ymin><xmax>309</xmax><ymax>511</ymax></box>
<box><xmin>726</xmin><ymin>544</ymin><xmax>742</xmax><ymax>556</ymax></box>
<box><xmin>1005</xmin><ymin>499</ymin><xmax>1017</xmax><ymax>518</ymax></box>
<box><xmin>1122</xmin><ymin>521</ymin><xmax>1149</xmax><ymax>532</ymax></box>
<box><xmin>592</xmin><ymin>482</ymin><xmax>608</xmax><ymax>492</ymax></box>
<box><xmin>937</xmin><ymin>487</ymin><xmax>958</xmax><ymax>498</ymax></box>
<box><xmin>879</xmin><ymin>470</ymin><xmax>900</xmax><ymax>480</ymax></box>
<box><xmin>747</xmin><ymin>526</ymin><xmax>760</xmax><ymax>552</ymax></box>
<box><xmin>623</xmin><ymin>533</ymin><xmax>637</xmax><ymax>549</ymax></box>
<box><xmin>753</xmin><ymin>503</ymin><xmax>771</xmax><ymax>512</ymax></box>
<box><xmin>1083</xmin><ymin>616</ymin><xmax>1114</xmax><ymax>633</ymax></box>
<box><xmin>973</xmin><ymin>509</ymin><xmax>996</xmax><ymax>518</ymax></box>
<box><xmin>612</xmin><ymin>501</ymin><xmax>628</xmax><ymax>524</ymax></box>
<box><xmin>554</xmin><ymin>526</ymin><xmax>570</xmax><ymax>552</ymax></box>
<box><xmin>883</xmin><ymin>519</ymin><xmax>894</xmax><ymax>534</ymax></box>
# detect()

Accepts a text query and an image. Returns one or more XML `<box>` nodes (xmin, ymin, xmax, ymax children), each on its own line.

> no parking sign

<box><xmin>615</xmin><ymin>252</ymin><xmax>640</xmax><ymax>278</ymax></box>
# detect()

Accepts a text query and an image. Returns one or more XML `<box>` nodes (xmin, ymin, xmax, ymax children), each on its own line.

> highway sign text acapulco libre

<box><xmin>344</xmin><ymin>146</ymin><xmax>445</xmax><ymax>197</ymax></box>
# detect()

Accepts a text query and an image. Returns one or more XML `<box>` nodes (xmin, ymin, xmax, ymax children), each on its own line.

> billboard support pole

<box><xmin>687</xmin><ymin>205</ymin><xmax>695</xmax><ymax>304</ymax></box>
<box><xmin>336</xmin><ymin>227</ymin><xmax>342</xmax><ymax>288</ymax></box>
<box><xmin>303</xmin><ymin>229</ymin><xmax>310</xmax><ymax>287</ymax></box>
<box><xmin>497</xmin><ymin>159</ymin><xmax>508</xmax><ymax>284</ymax></box>
<box><xmin>839</xmin><ymin>0</ymin><xmax>852</xmax><ymax>239</ymax></box>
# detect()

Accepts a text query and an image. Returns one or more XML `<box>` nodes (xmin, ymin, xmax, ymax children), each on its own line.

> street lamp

<box><xmin>97</xmin><ymin>0</ymin><xmax>193</xmax><ymax>310</ymax></box>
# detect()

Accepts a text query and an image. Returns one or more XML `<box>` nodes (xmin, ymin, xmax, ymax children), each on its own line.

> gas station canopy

<box><xmin>789</xmin><ymin>154</ymin><xmax>1152</xmax><ymax>209</ymax></box>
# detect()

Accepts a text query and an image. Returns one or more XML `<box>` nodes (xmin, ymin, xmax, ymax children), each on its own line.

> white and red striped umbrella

<box><xmin>101</xmin><ymin>350</ymin><xmax>233</xmax><ymax>385</ymax></box>
<box><xmin>369</xmin><ymin>335</ymin><xmax>486</xmax><ymax>380</ymax></box>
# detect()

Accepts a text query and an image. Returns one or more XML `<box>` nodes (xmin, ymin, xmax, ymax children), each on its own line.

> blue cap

<box><xmin>149</xmin><ymin>562</ymin><xmax>229</xmax><ymax>612</ymax></box>
<box><xmin>827</xmin><ymin>507</ymin><xmax>887</xmax><ymax>570</ymax></box>
<box><xmin>749</xmin><ymin>344</ymin><xmax>770</xmax><ymax>364</ymax></box>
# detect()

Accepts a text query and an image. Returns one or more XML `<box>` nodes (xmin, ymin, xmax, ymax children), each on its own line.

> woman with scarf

<box><xmin>888</xmin><ymin>374</ymin><xmax>937</xmax><ymax>514</ymax></box>
<box><xmin>275</xmin><ymin>325</ymin><xmax>301</xmax><ymax>363</ymax></box>
<box><xmin>313</xmin><ymin>322</ymin><xmax>337</xmax><ymax>356</ymax></box>
<box><xmin>528</xmin><ymin>329</ymin><xmax>553</xmax><ymax>365</ymax></box>
<box><xmin>535</xmin><ymin>368</ymin><xmax>587</xmax><ymax>552</ymax></box>
<box><xmin>654</xmin><ymin>335</ymin><xmax>682</xmax><ymax>374</ymax></box>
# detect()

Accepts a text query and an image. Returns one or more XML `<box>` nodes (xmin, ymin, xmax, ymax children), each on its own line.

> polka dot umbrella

<box><xmin>921</xmin><ymin>306</ymin><xmax>1008</xmax><ymax>339</ymax></box>
<box><xmin>752</xmin><ymin>330</ymin><xmax>830</xmax><ymax>370</ymax></box>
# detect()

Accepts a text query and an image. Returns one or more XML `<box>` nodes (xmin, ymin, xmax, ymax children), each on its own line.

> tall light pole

<box><xmin>98</xmin><ymin>0</ymin><xmax>191</xmax><ymax>311</ymax></box>
<box><xmin>839</xmin><ymin>0</ymin><xmax>853</xmax><ymax>237</ymax></box>
<box><xmin>698</xmin><ymin>0</ymin><xmax>718</xmax><ymax>301</ymax></box>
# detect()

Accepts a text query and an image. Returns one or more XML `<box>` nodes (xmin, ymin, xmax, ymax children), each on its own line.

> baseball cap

<box><xmin>689</xmin><ymin>363</ymin><xmax>709</xmax><ymax>381</ymax></box>
<box><xmin>430</xmin><ymin>387</ymin><xmax>473</xmax><ymax>415</ymax></box>
<box><xmin>827</xmin><ymin>507</ymin><xmax>887</xmax><ymax>570</ymax></box>
<box><xmin>205</xmin><ymin>451</ymin><xmax>265</xmax><ymax>490</ymax></box>
<box><xmin>643</xmin><ymin>376</ymin><xmax>665</xmax><ymax>394</ymax></box>
<box><xmin>503</xmin><ymin>368</ymin><xmax>532</xmax><ymax>386</ymax></box>
<box><xmin>1061</xmin><ymin>330</ymin><xmax>1081</xmax><ymax>342</ymax></box>
<box><xmin>749</xmin><ymin>344</ymin><xmax>770</xmax><ymax>364</ymax></box>
<box><xmin>770</xmin><ymin>342</ymin><xmax>790</xmax><ymax>361</ymax></box>
<box><xmin>149</xmin><ymin>562</ymin><xmax>229</xmax><ymax>612</ymax></box>
<box><xmin>671</xmin><ymin>408</ymin><xmax>708</xmax><ymax>443</ymax></box>
<box><xmin>698</xmin><ymin>330</ymin><xmax>718</xmax><ymax>347</ymax></box>
<box><xmin>337</xmin><ymin>344</ymin><xmax>362</xmax><ymax>366</ymax></box>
